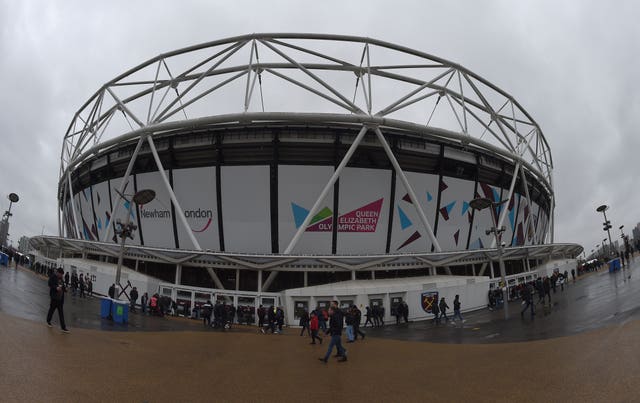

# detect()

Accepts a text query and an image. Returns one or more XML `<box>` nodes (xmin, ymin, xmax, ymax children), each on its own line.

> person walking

<box><xmin>345</xmin><ymin>306</ymin><xmax>355</xmax><ymax>343</ymax></box>
<box><xmin>319</xmin><ymin>301</ymin><xmax>347</xmax><ymax>363</ymax></box>
<box><xmin>432</xmin><ymin>299</ymin><xmax>440</xmax><ymax>324</ymax></box>
<box><xmin>202</xmin><ymin>300</ymin><xmax>213</xmax><ymax>327</ymax></box>
<box><xmin>439</xmin><ymin>297</ymin><xmax>449</xmax><ymax>323</ymax></box>
<box><xmin>299</xmin><ymin>309</ymin><xmax>310</xmax><ymax>336</ymax></box>
<box><xmin>141</xmin><ymin>292</ymin><xmax>149</xmax><ymax>314</ymax></box>
<box><xmin>46</xmin><ymin>268</ymin><xmax>69</xmax><ymax>333</ymax></box>
<box><xmin>542</xmin><ymin>276</ymin><xmax>551</xmax><ymax>304</ymax></box>
<box><xmin>452</xmin><ymin>295</ymin><xmax>464</xmax><ymax>322</ymax></box>
<box><xmin>353</xmin><ymin>305</ymin><xmax>365</xmax><ymax>341</ymax></box>
<box><xmin>258</xmin><ymin>305</ymin><xmax>267</xmax><ymax>333</ymax></box>
<box><xmin>401</xmin><ymin>301</ymin><xmax>409</xmax><ymax>323</ymax></box>
<box><xmin>372</xmin><ymin>305</ymin><xmax>380</xmax><ymax>327</ymax></box>
<box><xmin>364</xmin><ymin>306</ymin><xmax>374</xmax><ymax>328</ymax></box>
<box><xmin>309</xmin><ymin>312</ymin><xmax>323</xmax><ymax>345</ymax></box>
<box><xmin>130</xmin><ymin>287</ymin><xmax>139</xmax><ymax>313</ymax></box>
<box><xmin>78</xmin><ymin>274</ymin><xmax>86</xmax><ymax>298</ymax></box>
<box><xmin>319</xmin><ymin>308</ymin><xmax>328</xmax><ymax>331</ymax></box>
<box><xmin>520</xmin><ymin>283</ymin><xmax>535</xmax><ymax>319</ymax></box>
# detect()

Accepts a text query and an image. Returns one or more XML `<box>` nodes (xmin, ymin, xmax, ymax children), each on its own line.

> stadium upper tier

<box><xmin>58</xmin><ymin>34</ymin><xmax>554</xmax><ymax>256</ymax></box>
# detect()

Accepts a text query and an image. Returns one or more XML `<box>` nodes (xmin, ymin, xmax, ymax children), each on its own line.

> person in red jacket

<box><xmin>309</xmin><ymin>312</ymin><xmax>323</xmax><ymax>345</ymax></box>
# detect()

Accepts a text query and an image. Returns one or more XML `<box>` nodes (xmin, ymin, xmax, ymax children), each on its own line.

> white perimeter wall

<box><xmin>283</xmin><ymin>275</ymin><xmax>491</xmax><ymax>325</ymax></box>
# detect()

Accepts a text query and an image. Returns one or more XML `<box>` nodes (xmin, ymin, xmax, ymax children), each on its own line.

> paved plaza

<box><xmin>1</xmin><ymin>262</ymin><xmax>640</xmax><ymax>402</ymax></box>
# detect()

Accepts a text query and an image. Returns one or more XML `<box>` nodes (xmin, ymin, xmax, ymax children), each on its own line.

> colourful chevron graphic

<box><xmin>439</xmin><ymin>201</ymin><xmax>456</xmax><ymax>221</ymax></box>
<box><xmin>398</xmin><ymin>206</ymin><xmax>412</xmax><ymax>229</ymax></box>
<box><xmin>291</xmin><ymin>199</ymin><xmax>384</xmax><ymax>233</ymax></box>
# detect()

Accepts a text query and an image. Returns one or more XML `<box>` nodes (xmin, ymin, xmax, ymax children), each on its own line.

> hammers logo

<box><xmin>421</xmin><ymin>291</ymin><xmax>438</xmax><ymax>313</ymax></box>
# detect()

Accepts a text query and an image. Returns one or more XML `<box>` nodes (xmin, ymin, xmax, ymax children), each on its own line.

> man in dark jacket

<box><xmin>108</xmin><ymin>284</ymin><xmax>116</xmax><ymax>299</ymax></box>
<box><xmin>353</xmin><ymin>306</ymin><xmax>365</xmax><ymax>341</ymax></box>
<box><xmin>439</xmin><ymin>297</ymin><xmax>449</xmax><ymax>322</ymax></box>
<box><xmin>202</xmin><ymin>300</ymin><xmax>213</xmax><ymax>327</ymax></box>
<box><xmin>520</xmin><ymin>283</ymin><xmax>535</xmax><ymax>319</ymax></box>
<box><xmin>319</xmin><ymin>301</ymin><xmax>347</xmax><ymax>363</ymax></box>
<box><xmin>130</xmin><ymin>287</ymin><xmax>139</xmax><ymax>312</ymax></box>
<box><xmin>46</xmin><ymin>268</ymin><xmax>69</xmax><ymax>332</ymax></box>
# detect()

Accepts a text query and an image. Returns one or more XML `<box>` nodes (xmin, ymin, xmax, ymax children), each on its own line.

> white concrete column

<box><xmin>472</xmin><ymin>264</ymin><xmax>476</xmax><ymax>276</ymax></box>
<box><xmin>235</xmin><ymin>269</ymin><xmax>240</xmax><ymax>291</ymax></box>
<box><xmin>257</xmin><ymin>270</ymin><xmax>263</xmax><ymax>293</ymax></box>
<box><xmin>175</xmin><ymin>263</ymin><xmax>182</xmax><ymax>285</ymax></box>
<box><xmin>371</xmin><ymin>270</ymin><xmax>375</xmax><ymax>279</ymax></box>
<box><xmin>134</xmin><ymin>259</ymin><xmax>139</xmax><ymax>272</ymax></box>
<box><xmin>303</xmin><ymin>271</ymin><xmax>308</xmax><ymax>287</ymax></box>
<box><xmin>383</xmin><ymin>293</ymin><xmax>391</xmax><ymax>325</ymax></box>
<box><xmin>351</xmin><ymin>270</ymin><xmax>356</xmax><ymax>280</ymax></box>
<box><xmin>489</xmin><ymin>260</ymin><xmax>495</xmax><ymax>279</ymax></box>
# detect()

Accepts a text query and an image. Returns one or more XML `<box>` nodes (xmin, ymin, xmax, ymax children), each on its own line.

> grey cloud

<box><xmin>1</xmin><ymin>0</ymin><xmax>639</xmax><ymax>253</ymax></box>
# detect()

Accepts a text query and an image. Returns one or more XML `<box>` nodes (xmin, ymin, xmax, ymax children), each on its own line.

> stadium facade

<box><xmin>31</xmin><ymin>34</ymin><xmax>581</xmax><ymax>322</ymax></box>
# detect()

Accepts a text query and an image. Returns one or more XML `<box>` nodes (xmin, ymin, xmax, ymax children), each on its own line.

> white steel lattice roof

<box><xmin>60</xmin><ymin>33</ymin><xmax>553</xmax><ymax>195</ymax></box>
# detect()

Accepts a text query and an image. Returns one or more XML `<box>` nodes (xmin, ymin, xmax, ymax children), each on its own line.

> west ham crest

<box><xmin>421</xmin><ymin>291</ymin><xmax>438</xmax><ymax>313</ymax></box>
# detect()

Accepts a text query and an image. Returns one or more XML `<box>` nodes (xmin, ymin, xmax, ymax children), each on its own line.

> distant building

<box><xmin>0</xmin><ymin>219</ymin><xmax>8</xmax><ymax>248</ymax></box>
<box><xmin>18</xmin><ymin>236</ymin><xmax>30</xmax><ymax>253</ymax></box>
<box><xmin>633</xmin><ymin>224</ymin><xmax>640</xmax><ymax>244</ymax></box>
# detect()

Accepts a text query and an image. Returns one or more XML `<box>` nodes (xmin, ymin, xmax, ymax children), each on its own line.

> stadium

<box><xmin>31</xmin><ymin>34</ymin><xmax>582</xmax><ymax>322</ymax></box>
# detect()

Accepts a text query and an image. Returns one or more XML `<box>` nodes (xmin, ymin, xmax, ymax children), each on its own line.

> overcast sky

<box><xmin>1</xmin><ymin>0</ymin><xmax>639</xmax><ymax>254</ymax></box>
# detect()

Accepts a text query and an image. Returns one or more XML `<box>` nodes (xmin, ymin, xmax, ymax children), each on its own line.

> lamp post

<box><xmin>0</xmin><ymin>193</ymin><xmax>19</xmax><ymax>248</ymax></box>
<box><xmin>470</xmin><ymin>197</ymin><xmax>509</xmax><ymax>320</ymax></box>
<box><xmin>597</xmin><ymin>205</ymin><xmax>614</xmax><ymax>257</ymax></box>
<box><xmin>114</xmin><ymin>189</ymin><xmax>155</xmax><ymax>297</ymax></box>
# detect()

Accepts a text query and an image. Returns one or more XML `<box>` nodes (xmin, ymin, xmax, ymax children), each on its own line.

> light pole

<box><xmin>114</xmin><ymin>189</ymin><xmax>155</xmax><ymax>298</ymax></box>
<box><xmin>597</xmin><ymin>205</ymin><xmax>614</xmax><ymax>257</ymax></box>
<box><xmin>0</xmin><ymin>193</ymin><xmax>19</xmax><ymax>248</ymax></box>
<box><xmin>470</xmin><ymin>197</ymin><xmax>509</xmax><ymax>320</ymax></box>
<box><xmin>619</xmin><ymin>225</ymin><xmax>628</xmax><ymax>251</ymax></box>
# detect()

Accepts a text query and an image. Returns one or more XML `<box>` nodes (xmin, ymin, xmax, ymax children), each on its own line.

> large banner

<box><xmin>468</xmin><ymin>183</ymin><xmax>502</xmax><ymax>250</ymax></box>
<box><xmin>221</xmin><ymin>166</ymin><xmax>271</xmax><ymax>253</ymax></box>
<box><xmin>75</xmin><ymin>187</ymin><xmax>97</xmax><ymax>241</ymax></box>
<box><xmin>501</xmin><ymin>192</ymin><xmax>519</xmax><ymax>248</ymax></box>
<box><xmin>389</xmin><ymin>171</ymin><xmax>438</xmax><ymax>253</ymax></box>
<box><xmin>512</xmin><ymin>193</ymin><xmax>531</xmax><ymax>246</ymax></box>
<box><xmin>91</xmin><ymin>180</ymin><xmax>112</xmax><ymax>242</ymax></box>
<box><xmin>135</xmin><ymin>171</ymin><xmax>174</xmax><ymax>248</ymax></box>
<box><xmin>172</xmin><ymin>167</ymin><xmax>220</xmax><ymax>251</ymax></box>
<box><xmin>278</xmin><ymin>165</ymin><xmax>334</xmax><ymax>254</ymax></box>
<box><xmin>336</xmin><ymin>167</ymin><xmax>391</xmax><ymax>254</ymax></box>
<box><xmin>435</xmin><ymin>176</ymin><xmax>475</xmax><ymax>252</ymax></box>
<box><xmin>107</xmin><ymin>177</ymin><xmax>141</xmax><ymax>246</ymax></box>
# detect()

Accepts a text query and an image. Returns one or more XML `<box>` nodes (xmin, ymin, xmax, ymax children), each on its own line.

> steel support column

<box><xmin>147</xmin><ymin>136</ymin><xmax>201</xmax><ymax>250</ymax></box>
<box><xmin>66</xmin><ymin>172</ymin><xmax>81</xmax><ymax>239</ymax></box>
<box><xmin>373</xmin><ymin>127</ymin><xmax>443</xmax><ymax>252</ymax></box>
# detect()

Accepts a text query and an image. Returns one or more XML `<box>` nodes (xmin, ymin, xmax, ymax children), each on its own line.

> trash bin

<box><xmin>100</xmin><ymin>298</ymin><xmax>113</xmax><ymax>319</ymax></box>
<box><xmin>112</xmin><ymin>300</ymin><xmax>129</xmax><ymax>324</ymax></box>
<box><xmin>608</xmin><ymin>258</ymin><xmax>621</xmax><ymax>273</ymax></box>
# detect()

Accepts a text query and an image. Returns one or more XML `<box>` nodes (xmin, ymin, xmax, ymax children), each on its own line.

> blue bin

<box><xmin>0</xmin><ymin>253</ymin><xmax>8</xmax><ymax>266</ymax></box>
<box><xmin>100</xmin><ymin>298</ymin><xmax>112</xmax><ymax>318</ymax></box>
<box><xmin>608</xmin><ymin>258</ymin><xmax>621</xmax><ymax>273</ymax></box>
<box><xmin>112</xmin><ymin>300</ymin><xmax>129</xmax><ymax>324</ymax></box>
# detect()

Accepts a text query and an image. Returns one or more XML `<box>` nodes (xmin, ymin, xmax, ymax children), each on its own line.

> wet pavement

<box><xmin>2</xmin><ymin>259</ymin><xmax>640</xmax><ymax>343</ymax></box>
<box><xmin>3</xmin><ymin>261</ymin><xmax>640</xmax><ymax>402</ymax></box>
<box><xmin>0</xmin><ymin>266</ymin><xmax>212</xmax><ymax>333</ymax></box>
<box><xmin>366</xmin><ymin>261</ymin><xmax>640</xmax><ymax>343</ymax></box>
